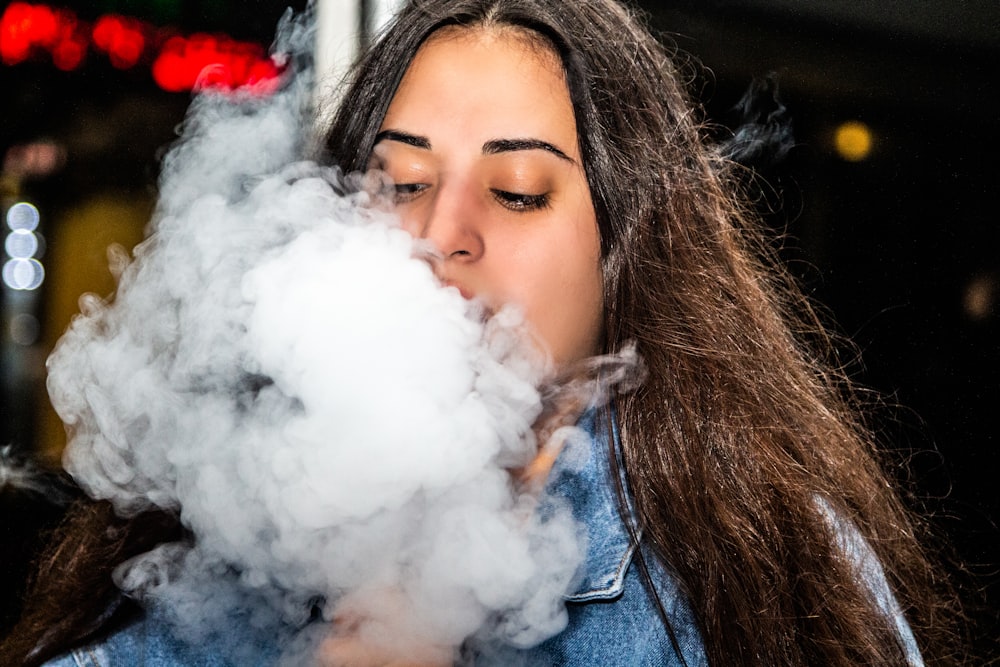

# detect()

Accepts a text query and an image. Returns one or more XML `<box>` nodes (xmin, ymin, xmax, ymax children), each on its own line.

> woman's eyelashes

<box><xmin>391</xmin><ymin>181</ymin><xmax>550</xmax><ymax>213</ymax></box>
<box><xmin>491</xmin><ymin>189</ymin><xmax>550</xmax><ymax>212</ymax></box>
<box><xmin>393</xmin><ymin>182</ymin><xmax>428</xmax><ymax>202</ymax></box>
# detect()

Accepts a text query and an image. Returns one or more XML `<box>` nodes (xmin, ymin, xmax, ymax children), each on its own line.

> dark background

<box><xmin>2</xmin><ymin>0</ymin><xmax>997</xmax><ymax>657</ymax></box>
<box><xmin>643</xmin><ymin>2</ymin><xmax>999</xmax><ymax>658</ymax></box>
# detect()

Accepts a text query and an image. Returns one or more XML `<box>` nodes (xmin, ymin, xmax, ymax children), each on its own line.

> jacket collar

<box><xmin>543</xmin><ymin>407</ymin><xmax>638</xmax><ymax>602</ymax></box>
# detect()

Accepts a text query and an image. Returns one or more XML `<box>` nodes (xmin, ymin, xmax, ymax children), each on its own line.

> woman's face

<box><xmin>373</xmin><ymin>28</ymin><xmax>604</xmax><ymax>368</ymax></box>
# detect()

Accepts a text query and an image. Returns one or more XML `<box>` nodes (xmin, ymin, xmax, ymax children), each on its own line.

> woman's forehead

<box><xmin>381</xmin><ymin>26</ymin><xmax>578</xmax><ymax>153</ymax></box>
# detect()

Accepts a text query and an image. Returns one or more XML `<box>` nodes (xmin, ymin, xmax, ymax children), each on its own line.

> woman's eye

<box><xmin>393</xmin><ymin>183</ymin><xmax>428</xmax><ymax>203</ymax></box>
<box><xmin>491</xmin><ymin>189</ymin><xmax>550</xmax><ymax>212</ymax></box>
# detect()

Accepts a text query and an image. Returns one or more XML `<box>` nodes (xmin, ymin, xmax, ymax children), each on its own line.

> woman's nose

<box><xmin>402</xmin><ymin>183</ymin><xmax>484</xmax><ymax>263</ymax></box>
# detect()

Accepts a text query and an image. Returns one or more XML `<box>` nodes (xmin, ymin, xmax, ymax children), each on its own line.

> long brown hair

<box><xmin>323</xmin><ymin>0</ymin><xmax>963</xmax><ymax>664</ymax></box>
<box><xmin>0</xmin><ymin>500</ymin><xmax>182</xmax><ymax>666</ymax></box>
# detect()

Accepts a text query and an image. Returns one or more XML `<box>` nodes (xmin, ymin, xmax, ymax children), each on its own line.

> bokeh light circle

<box><xmin>6</xmin><ymin>202</ymin><xmax>40</xmax><ymax>231</ymax></box>
<box><xmin>5</xmin><ymin>229</ymin><xmax>39</xmax><ymax>258</ymax></box>
<box><xmin>2</xmin><ymin>257</ymin><xmax>45</xmax><ymax>290</ymax></box>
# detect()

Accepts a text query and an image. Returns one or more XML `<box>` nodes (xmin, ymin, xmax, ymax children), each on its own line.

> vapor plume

<box><xmin>44</xmin><ymin>11</ymin><xmax>633</xmax><ymax>665</ymax></box>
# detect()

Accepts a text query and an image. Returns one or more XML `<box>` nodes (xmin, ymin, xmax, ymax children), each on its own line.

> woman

<box><xmin>323</xmin><ymin>1</ymin><xmax>960</xmax><ymax>663</ymax></box>
<box><xmin>2</xmin><ymin>0</ymin><xmax>962</xmax><ymax>665</ymax></box>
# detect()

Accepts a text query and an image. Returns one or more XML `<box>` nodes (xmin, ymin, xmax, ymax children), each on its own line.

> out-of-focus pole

<box><xmin>313</xmin><ymin>0</ymin><xmax>407</xmax><ymax>122</ymax></box>
<box><xmin>369</xmin><ymin>0</ymin><xmax>407</xmax><ymax>38</ymax></box>
<box><xmin>314</xmin><ymin>0</ymin><xmax>362</xmax><ymax>118</ymax></box>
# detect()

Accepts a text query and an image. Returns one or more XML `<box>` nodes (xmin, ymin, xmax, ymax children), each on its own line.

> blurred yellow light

<box><xmin>834</xmin><ymin>121</ymin><xmax>873</xmax><ymax>161</ymax></box>
<box><xmin>964</xmin><ymin>275</ymin><xmax>996</xmax><ymax>321</ymax></box>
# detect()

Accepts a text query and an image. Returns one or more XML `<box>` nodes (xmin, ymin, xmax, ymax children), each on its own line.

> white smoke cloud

<box><xmin>45</xmin><ymin>11</ymin><xmax>598</xmax><ymax>665</ymax></box>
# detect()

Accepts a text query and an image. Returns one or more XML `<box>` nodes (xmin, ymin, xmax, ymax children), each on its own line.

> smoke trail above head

<box><xmin>721</xmin><ymin>72</ymin><xmax>794</xmax><ymax>169</ymax></box>
<box><xmin>45</xmin><ymin>10</ymin><xmax>640</xmax><ymax>664</ymax></box>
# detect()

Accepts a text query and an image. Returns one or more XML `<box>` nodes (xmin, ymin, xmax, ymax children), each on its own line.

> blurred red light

<box><xmin>151</xmin><ymin>36</ymin><xmax>188</xmax><ymax>92</ymax></box>
<box><xmin>151</xmin><ymin>33</ymin><xmax>283</xmax><ymax>94</ymax></box>
<box><xmin>91</xmin><ymin>15</ymin><xmax>115</xmax><ymax>50</ymax></box>
<box><xmin>3</xmin><ymin>3</ymin><xmax>283</xmax><ymax>94</ymax></box>
<box><xmin>52</xmin><ymin>8</ymin><xmax>85</xmax><ymax>70</ymax></box>
<box><xmin>92</xmin><ymin>15</ymin><xmax>145</xmax><ymax>69</ymax></box>
<box><xmin>197</xmin><ymin>61</ymin><xmax>235</xmax><ymax>90</ymax></box>
<box><xmin>52</xmin><ymin>35</ymin><xmax>84</xmax><ymax>70</ymax></box>
<box><xmin>1</xmin><ymin>2</ymin><xmax>58</xmax><ymax>64</ymax></box>
<box><xmin>0</xmin><ymin>3</ymin><xmax>84</xmax><ymax>69</ymax></box>
<box><xmin>242</xmin><ymin>59</ymin><xmax>282</xmax><ymax>95</ymax></box>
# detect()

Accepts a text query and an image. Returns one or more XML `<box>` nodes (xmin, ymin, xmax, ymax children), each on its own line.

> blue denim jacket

<box><xmin>41</xmin><ymin>409</ymin><xmax>921</xmax><ymax>666</ymax></box>
<box><xmin>469</xmin><ymin>408</ymin><xmax>706</xmax><ymax>666</ymax></box>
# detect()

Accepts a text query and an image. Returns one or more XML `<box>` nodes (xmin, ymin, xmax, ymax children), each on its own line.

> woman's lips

<box><xmin>442</xmin><ymin>280</ymin><xmax>473</xmax><ymax>300</ymax></box>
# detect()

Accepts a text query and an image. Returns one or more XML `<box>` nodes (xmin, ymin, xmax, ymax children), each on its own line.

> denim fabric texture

<box><xmin>40</xmin><ymin>408</ymin><xmax>920</xmax><ymax>666</ymax></box>
<box><xmin>820</xmin><ymin>498</ymin><xmax>925</xmax><ymax>666</ymax></box>
<box><xmin>469</xmin><ymin>407</ymin><xmax>707</xmax><ymax>666</ymax></box>
<box><xmin>38</xmin><ymin>611</ymin><xmax>278</xmax><ymax>667</ymax></box>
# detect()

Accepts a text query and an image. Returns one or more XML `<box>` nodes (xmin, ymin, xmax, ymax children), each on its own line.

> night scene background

<box><xmin>1</xmin><ymin>0</ymin><xmax>997</xmax><ymax>658</ymax></box>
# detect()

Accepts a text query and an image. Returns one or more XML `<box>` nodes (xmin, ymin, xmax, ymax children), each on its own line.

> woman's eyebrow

<box><xmin>373</xmin><ymin>131</ymin><xmax>574</xmax><ymax>164</ymax></box>
<box><xmin>482</xmin><ymin>138</ymin><xmax>574</xmax><ymax>163</ymax></box>
<box><xmin>374</xmin><ymin>129</ymin><xmax>431</xmax><ymax>149</ymax></box>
